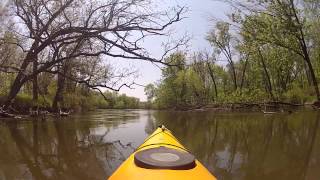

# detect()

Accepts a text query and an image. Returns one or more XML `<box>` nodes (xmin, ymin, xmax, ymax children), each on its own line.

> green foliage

<box><xmin>61</xmin><ymin>91</ymin><xmax>140</xmax><ymax>111</ymax></box>
<box><xmin>116</xmin><ymin>94</ymin><xmax>140</xmax><ymax>109</ymax></box>
<box><xmin>151</xmin><ymin>42</ymin><xmax>315</xmax><ymax>109</ymax></box>
<box><xmin>154</xmin><ymin>53</ymin><xmax>215</xmax><ymax>109</ymax></box>
<box><xmin>144</xmin><ymin>84</ymin><xmax>156</xmax><ymax>102</ymax></box>
<box><xmin>1</xmin><ymin>0</ymin><xmax>320</xmax><ymax>111</ymax></box>
<box><xmin>0</xmin><ymin>84</ymin><xmax>140</xmax><ymax>111</ymax></box>
<box><xmin>94</xmin><ymin>97</ymin><xmax>109</xmax><ymax>109</ymax></box>
<box><xmin>283</xmin><ymin>87</ymin><xmax>314</xmax><ymax>104</ymax></box>
<box><xmin>13</xmin><ymin>94</ymin><xmax>33</xmax><ymax>112</ymax></box>
<box><xmin>35</xmin><ymin>96</ymin><xmax>52</xmax><ymax>108</ymax></box>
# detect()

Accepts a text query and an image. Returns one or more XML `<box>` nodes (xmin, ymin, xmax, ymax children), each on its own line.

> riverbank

<box><xmin>0</xmin><ymin>91</ymin><xmax>144</xmax><ymax>118</ymax></box>
<box><xmin>158</xmin><ymin>101</ymin><xmax>319</xmax><ymax>113</ymax></box>
<box><xmin>1</xmin><ymin>98</ymin><xmax>319</xmax><ymax>119</ymax></box>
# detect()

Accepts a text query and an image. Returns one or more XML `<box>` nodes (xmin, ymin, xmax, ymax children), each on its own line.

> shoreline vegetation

<box><xmin>142</xmin><ymin>0</ymin><xmax>320</xmax><ymax>112</ymax></box>
<box><xmin>0</xmin><ymin>90</ymin><xmax>142</xmax><ymax>118</ymax></box>
<box><xmin>0</xmin><ymin>82</ymin><xmax>315</xmax><ymax>119</ymax></box>
<box><xmin>142</xmin><ymin>52</ymin><xmax>320</xmax><ymax>112</ymax></box>
<box><xmin>0</xmin><ymin>0</ymin><xmax>187</xmax><ymax>118</ymax></box>
<box><xmin>0</xmin><ymin>99</ymin><xmax>314</xmax><ymax>119</ymax></box>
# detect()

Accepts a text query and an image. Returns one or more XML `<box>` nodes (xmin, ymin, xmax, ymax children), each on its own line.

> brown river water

<box><xmin>0</xmin><ymin>109</ymin><xmax>319</xmax><ymax>180</ymax></box>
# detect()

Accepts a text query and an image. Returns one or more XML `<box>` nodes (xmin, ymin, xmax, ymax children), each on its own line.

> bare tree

<box><xmin>2</xmin><ymin>0</ymin><xmax>187</xmax><ymax>109</ymax></box>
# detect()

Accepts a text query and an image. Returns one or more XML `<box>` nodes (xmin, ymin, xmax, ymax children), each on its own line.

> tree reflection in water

<box><xmin>152</xmin><ymin>111</ymin><xmax>320</xmax><ymax>180</ymax></box>
<box><xmin>0</xmin><ymin>110</ymin><xmax>319</xmax><ymax>180</ymax></box>
<box><xmin>0</xmin><ymin>110</ymin><xmax>137</xmax><ymax>180</ymax></box>
<box><xmin>154</xmin><ymin>112</ymin><xmax>320</xmax><ymax>180</ymax></box>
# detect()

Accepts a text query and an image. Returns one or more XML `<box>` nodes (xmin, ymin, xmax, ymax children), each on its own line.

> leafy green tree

<box><xmin>207</xmin><ymin>22</ymin><xmax>238</xmax><ymax>90</ymax></box>
<box><xmin>144</xmin><ymin>84</ymin><xmax>156</xmax><ymax>103</ymax></box>
<box><xmin>238</xmin><ymin>0</ymin><xmax>320</xmax><ymax>101</ymax></box>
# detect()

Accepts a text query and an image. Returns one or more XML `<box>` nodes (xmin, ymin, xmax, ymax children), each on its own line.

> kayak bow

<box><xmin>109</xmin><ymin>125</ymin><xmax>216</xmax><ymax>180</ymax></box>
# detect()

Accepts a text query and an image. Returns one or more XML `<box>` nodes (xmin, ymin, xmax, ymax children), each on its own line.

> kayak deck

<box><xmin>109</xmin><ymin>126</ymin><xmax>216</xmax><ymax>180</ymax></box>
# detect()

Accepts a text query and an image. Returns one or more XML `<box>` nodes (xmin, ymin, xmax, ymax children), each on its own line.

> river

<box><xmin>0</xmin><ymin>109</ymin><xmax>319</xmax><ymax>180</ymax></box>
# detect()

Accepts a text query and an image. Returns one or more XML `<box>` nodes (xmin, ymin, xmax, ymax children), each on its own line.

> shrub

<box><xmin>217</xmin><ymin>88</ymin><xmax>268</xmax><ymax>104</ymax></box>
<box><xmin>13</xmin><ymin>94</ymin><xmax>33</xmax><ymax>112</ymax></box>
<box><xmin>283</xmin><ymin>87</ymin><xmax>313</xmax><ymax>104</ymax></box>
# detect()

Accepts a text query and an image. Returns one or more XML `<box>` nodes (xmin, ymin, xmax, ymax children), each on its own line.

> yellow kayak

<box><xmin>109</xmin><ymin>125</ymin><xmax>216</xmax><ymax>180</ymax></box>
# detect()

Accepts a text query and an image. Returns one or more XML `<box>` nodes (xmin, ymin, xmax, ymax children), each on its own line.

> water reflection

<box><xmin>0</xmin><ymin>110</ymin><xmax>319</xmax><ymax>180</ymax></box>
<box><xmin>153</xmin><ymin>111</ymin><xmax>320</xmax><ymax>180</ymax></box>
<box><xmin>0</xmin><ymin>110</ymin><xmax>146</xmax><ymax>180</ymax></box>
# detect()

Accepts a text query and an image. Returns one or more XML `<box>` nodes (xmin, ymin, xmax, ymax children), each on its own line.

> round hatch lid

<box><xmin>134</xmin><ymin>146</ymin><xmax>196</xmax><ymax>170</ymax></box>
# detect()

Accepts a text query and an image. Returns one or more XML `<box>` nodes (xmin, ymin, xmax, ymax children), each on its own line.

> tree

<box><xmin>144</xmin><ymin>84</ymin><xmax>156</xmax><ymax>103</ymax></box>
<box><xmin>207</xmin><ymin>21</ymin><xmax>238</xmax><ymax>90</ymax></box>
<box><xmin>232</xmin><ymin>0</ymin><xmax>320</xmax><ymax>101</ymax></box>
<box><xmin>2</xmin><ymin>0</ymin><xmax>187</xmax><ymax>109</ymax></box>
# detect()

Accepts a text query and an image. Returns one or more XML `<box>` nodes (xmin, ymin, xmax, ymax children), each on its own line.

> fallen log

<box><xmin>0</xmin><ymin>111</ymin><xmax>21</xmax><ymax>118</ymax></box>
<box><xmin>0</xmin><ymin>106</ymin><xmax>22</xmax><ymax>119</ymax></box>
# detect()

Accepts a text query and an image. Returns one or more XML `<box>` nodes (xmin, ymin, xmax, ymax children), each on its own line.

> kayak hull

<box><xmin>109</xmin><ymin>127</ymin><xmax>216</xmax><ymax>180</ymax></box>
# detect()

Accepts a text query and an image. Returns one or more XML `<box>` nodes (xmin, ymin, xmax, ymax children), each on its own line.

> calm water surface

<box><xmin>0</xmin><ymin>110</ymin><xmax>319</xmax><ymax>180</ymax></box>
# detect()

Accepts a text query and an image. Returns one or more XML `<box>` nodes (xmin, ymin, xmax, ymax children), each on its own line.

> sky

<box><xmin>117</xmin><ymin>0</ymin><xmax>230</xmax><ymax>101</ymax></box>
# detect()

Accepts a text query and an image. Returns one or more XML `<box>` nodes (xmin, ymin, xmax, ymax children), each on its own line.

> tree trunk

<box><xmin>4</xmin><ymin>74</ymin><xmax>28</xmax><ymax>109</ymax></box>
<box><xmin>305</xmin><ymin>56</ymin><xmax>320</xmax><ymax>101</ymax></box>
<box><xmin>258</xmin><ymin>48</ymin><xmax>274</xmax><ymax>100</ymax></box>
<box><xmin>240</xmin><ymin>57</ymin><xmax>249</xmax><ymax>91</ymax></box>
<box><xmin>304</xmin><ymin>62</ymin><xmax>312</xmax><ymax>86</ymax></box>
<box><xmin>180</xmin><ymin>72</ymin><xmax>187</xmax><ymax>106</ymax></box>
<box><xmin>52</xmin><ymin>65</ymin><xmax>66</xmax><ymax>112</ymax></box>
<box><xmin>299</xmin><ymin>38</ymin><xmax>320</xmax><ymax>101</ymax></box>
<box><xmin>230</xmin><ymin>61</ymin><xmax>237</xmax><ymax>90</ymax></box>
<box><xmin>4</xmin><ymin>47</ymin><xmax>37</xmax><ymax>109</ymax></box>
<box><xmin>32</xmin><ymin>41</ymin><xmax>39</xmax><ymax>103</ymax></box>
<box><xmin>32</xmin><ymin>60</ymin><xmax>38</xmax><ymax>102</ymax></box>
<box><xmin>290</xmin><ymin>0</ymin><xmax>320</xmax><ymax>101</ymax></box>
<box><xmin>206</xmin><ymin>61</ymin><xmax>218</xmax><ymax>98</ymax></box>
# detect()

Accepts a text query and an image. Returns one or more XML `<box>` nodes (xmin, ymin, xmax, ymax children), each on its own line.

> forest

<box><xmin>0</xmin><ymin>0</ymin><xmax>186</xmax><ymax>114</ymax></box>
<box><xmin>145</xmin><ymin>0</ymin><xmax>320</xmax><ymax>110</ymax></box>
<box><xmin>1</xmin><ymin>0</ymin><xmax>320</xmax><ymax>114</ymax></box>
